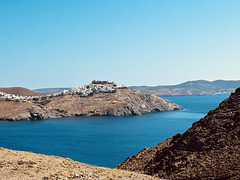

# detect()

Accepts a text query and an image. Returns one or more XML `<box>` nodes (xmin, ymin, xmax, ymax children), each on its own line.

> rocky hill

<box><xmin>0</xmin><ymin>147</ymin><xmax>160</xmax><ymax>180</ymax></box>
<box><xmin>130</xmin><ymin>80</ymin><xmax>240</xmax><ymax>96</ymax></box>
<box><xmin>117</xmin><ymin>88</ymin><xmax>240</xmax><ymax>179</ymax></box>
<box><xmin>0</xmin><ymin>81</ymin><xmax>182</xmax><ymax>121</ymax></box>
<box><xmin>0</xmin><ymin>87</ymin><xmax>46</xmax><ymax>96</ymax></box>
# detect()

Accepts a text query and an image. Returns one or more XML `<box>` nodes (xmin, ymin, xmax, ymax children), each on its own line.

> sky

<box><xmin>1</xmin><ymin>0</ymin><xmax>240</xmax><ymax>89</ymax></box>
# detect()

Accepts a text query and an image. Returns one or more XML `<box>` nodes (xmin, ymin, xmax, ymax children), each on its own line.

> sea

<box><xmin>0</xmin><ymin>94</ymin><xmax>229</xmax><ymax>168</ymax></box>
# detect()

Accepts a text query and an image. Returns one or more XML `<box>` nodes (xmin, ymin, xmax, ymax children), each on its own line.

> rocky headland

<box><xmin>0</xmin><ymin>147</ymin><xmax>161</xmax><ymax>180</ymax></box>
<box><xmin>117</xmin><ymin>87</ymin><xmax>240</xmax><ymax>179</ymax></box>
<box><xmin>0</xmin><ymin>81</ymin><xmax>182</xmax><ymax>121</ymax></box>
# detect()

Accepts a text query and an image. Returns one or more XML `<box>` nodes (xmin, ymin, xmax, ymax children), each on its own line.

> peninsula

<box><xmin>0</xmin><ymin>81</ymin><xmax>182</xmax><ymax>121</ymax></box>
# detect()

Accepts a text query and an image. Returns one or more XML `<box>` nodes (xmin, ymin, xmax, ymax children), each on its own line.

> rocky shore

<box><xmin>117</xmin><ymin>88</ymin><xmax>240</xmax><ymax>179</ymax></box>
<box><xmin>0</xmin><ymin>81</ymin><xmax>182</xmax><ymax>121</ymax></box>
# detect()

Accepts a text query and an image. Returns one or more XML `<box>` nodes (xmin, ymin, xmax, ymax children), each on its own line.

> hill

<box><xmin>117</xmin><ymin>87</ymin><xmax>240</xmax><ymax>179</ymax></box>
<box><xmin>0</xmin><ymin>81</ymin><xmax>182</xmax><ymax>121</ymax></box>
<box><xmin>129</xmin><ymin>80</ymin><xmax>240</xmax><ymax>96</ymax></box>
<box><xmin>0</xmin><ymin>147</ymin><xmax>160</xmax><ymax>180</ymax></box>
<box><xmin>0</xmin><ymin>87</ymin><xmax>46</xmax><ymax>96</ymax></box>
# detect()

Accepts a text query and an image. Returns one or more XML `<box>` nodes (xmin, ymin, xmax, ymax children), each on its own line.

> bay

<box><xmin>0</xmin><ymin>94</ymin><xmax>229</xmax><ymax>168</ymax></box>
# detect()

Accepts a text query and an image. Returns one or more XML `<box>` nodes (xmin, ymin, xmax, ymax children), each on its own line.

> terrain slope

<box><xmin>117</xmin><ymin>88</ymin><xmax>240</xmax><ymax>179</ymax></box>
<box><xmin>0</xmin><ymin>147</ymin><xmax>160</xmax><ymax>180</ymax></box>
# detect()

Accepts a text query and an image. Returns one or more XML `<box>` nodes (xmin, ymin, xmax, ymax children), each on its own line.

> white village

<box><xmin>0</xmin><ymin>81</ymin><xmax>125</xmax><ymax>102</ymax></box>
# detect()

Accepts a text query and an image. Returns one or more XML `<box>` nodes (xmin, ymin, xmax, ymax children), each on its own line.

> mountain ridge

<box><xmin>129</xmin><ymin>80</ymin><xmax>240</xmax><ymax>96</ymax></box>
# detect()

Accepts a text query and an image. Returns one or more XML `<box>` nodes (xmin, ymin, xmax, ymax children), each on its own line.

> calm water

<box><xmin>0</xmin><ymin>94</ymin><xmax>229</xmax><ymax>168</ymax></box>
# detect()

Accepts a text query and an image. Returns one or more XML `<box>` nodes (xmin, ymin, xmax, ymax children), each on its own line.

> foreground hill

<box><xmin>0</xmin><ymin>87</ymin><xmax>46</xmax><ymax>96</ymax></box>
<box><xmin>0</xmin><ymin>81</ymin><xmax>182</xmax><ymax>121</ymax></box>
<box><xmin>0</xmin><ymin>147</ymin><xmax>160</xmax><ymax>180</ymax></box>
<box><xmin>130</xmin><ymin>80</ymin><xmax>240</xmax><ymax>96</ymax></box>
<box><xmin>117</xmin><ymin>88</ymin><xmax>240</xmax><ymax>179</ymax></box>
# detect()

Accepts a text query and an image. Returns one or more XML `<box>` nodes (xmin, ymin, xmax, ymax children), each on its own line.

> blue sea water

<box><xmin>0</xmin><ymin>94</ymin><xmax>229</xmax><ymax>168</ymax></box>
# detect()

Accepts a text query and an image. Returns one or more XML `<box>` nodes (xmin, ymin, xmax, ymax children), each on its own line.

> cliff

<box><xmin>0</xmin><ymin>82</ymin><xmax>182</xmax><ymax>121</ymax></box>
<box><xmin>117</xmin><ymin>88</ymin><xmax>240</xmax><ymax>179</ymax></box>
<box><xmin>0</xmin><ymin>147</ymin><xmax>160</xmax><ymax>180</ymax></box>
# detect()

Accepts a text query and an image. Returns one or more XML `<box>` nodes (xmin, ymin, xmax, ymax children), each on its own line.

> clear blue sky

<box><xmin>1</xmin><ymin>0</ymin><xmax>240</xmax><ymax>89</ymax></box>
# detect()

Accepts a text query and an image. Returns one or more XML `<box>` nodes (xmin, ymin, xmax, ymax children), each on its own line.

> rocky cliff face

<box><xmin>117</xmin><ymin>88</ymin><xmax>240</xmax><ymax>179</ymax></box>
<box><xmin>0</xmin><ymin>86</ymin><xmax>182</xmax><ymax>121</ymax></box>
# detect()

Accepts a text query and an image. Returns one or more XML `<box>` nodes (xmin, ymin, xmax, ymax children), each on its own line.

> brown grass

<box><xmin>0</xmin><ymin>147</ymin><xmax>161</xmax><ymax>180</ymax></box>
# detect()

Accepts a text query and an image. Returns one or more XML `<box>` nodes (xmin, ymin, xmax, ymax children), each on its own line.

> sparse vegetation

<box><xmin>33</xmin><ymin>100</ymin><xmax>51</xmax><ymax>106</ymax></box>
<box><xmin>54</xmin><ymin>108</ymin><xmax>67</xmax><ymax>113</ymax></box>
<box><xmin>0</xmin><ymin>147</ymin><xmax>160</xmax><ymax>180</ymax></box>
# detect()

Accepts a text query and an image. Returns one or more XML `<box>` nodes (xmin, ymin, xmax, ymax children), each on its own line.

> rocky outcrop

<box><xmin>0</xmin><ymin>82</ymin><xmax>182</xmax><ymax>121</ymax></box>
<box><xmin>117</xmin><ymin>88</ymin><xmax>240</xmax><ymax>179</ymax></box>
<box><xmin>0</xmin><ymin>147</ymin><xmax>160</xmax><ymax>180</ymax></box>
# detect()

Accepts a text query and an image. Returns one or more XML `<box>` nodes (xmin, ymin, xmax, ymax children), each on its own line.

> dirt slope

<box><xmin>0</xmin><ymin>147</ymin><xmax>161</xmax><ymax>180</ymax></box>
<box><xmin>117</xmin><ymin>88</ymin><xmax>240</xmax><ymax>179</ymax></box>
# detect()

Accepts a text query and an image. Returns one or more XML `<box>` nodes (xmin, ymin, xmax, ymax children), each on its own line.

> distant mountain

<box><xmin>33</xmin><ymin>88</ymin><xmax>71</xmax><ymax>94</ymax></box>
<box><xmin>129</xmin><ymin>80</ymin><xmax>240</xmax><ymax>96</ymax></box>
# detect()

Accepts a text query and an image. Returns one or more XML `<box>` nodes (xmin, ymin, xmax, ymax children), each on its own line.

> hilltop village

<box><xmin>0</xmin><ymin>80</ymin><xmax>125</xmax><ymax>102</ymax></box>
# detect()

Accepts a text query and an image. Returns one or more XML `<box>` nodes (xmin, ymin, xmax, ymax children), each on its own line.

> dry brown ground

<box><xmin>0</xmin><ymin>100</ymin><xmax>32</xmax><ymax>119</ymax></box>
<box><xmin>0</xmin><ymin>87</ymin><xmax>47</xmax><ymax>96</ymax></box>
<box><xmin>0</xmin><ymin>147</ymin><xmax>160</xmax><ymax>180</ymax></box>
